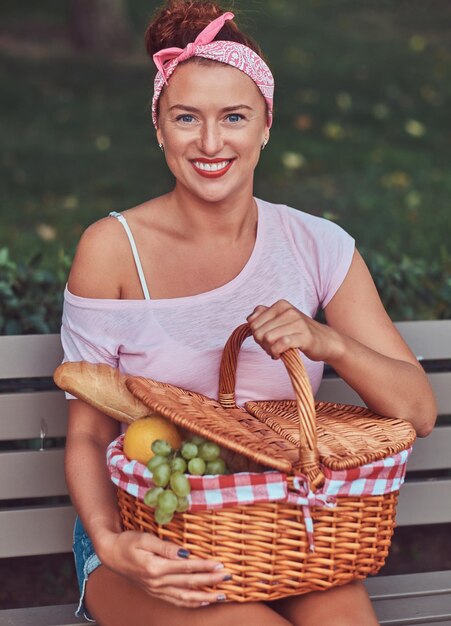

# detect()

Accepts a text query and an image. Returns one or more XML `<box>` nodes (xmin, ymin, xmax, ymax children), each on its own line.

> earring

<box><xmin>261</xmin><ymin>137</ymin><xmax>268</xmax><ymax>150</ymax></box>
<box><xmin>158</xmin><ymin>143</ymin><xmax>164</xmax><ymax>152</ymax></box>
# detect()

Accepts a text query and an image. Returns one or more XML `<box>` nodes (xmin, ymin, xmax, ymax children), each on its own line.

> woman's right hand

<box><xmin>97</xmin><ymin>529</ymin><xmax>230</xmax><ymax>608</ymax></box>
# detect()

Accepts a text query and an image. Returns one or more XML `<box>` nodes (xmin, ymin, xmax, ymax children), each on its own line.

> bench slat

<box><xmin>0</xmin><ymin>505</ymin><xmax>76</xmax><ymax>558</ymax></box>
<box><xmin>366</xmin><ymin>571</ymin><xmax>451</xmax><ymax>625</ymax></box>
<box><xmin>407</xmin><ymin>426</ymin><xmax>451</xmax><ymax>471</ymax></box>
<box><xmin>0</xmin><ymin>603</ymin><xmax>93</xmax><ymax>625</ymax></box>
<box><xmin>396</xmin><ymin>479</ymin><xmax>451</xmax><ymax>526</ymax></box>
<box><xmin>0</xmin><ymin>335</ymin><xmax>63</xmax><ymax>379</ymax></box>
<box><xmin>0</xmin><ymin>449</ymin><xmax>68</xmax><ymax>499</ymax></box>
<box><xmin>316</xmin><ymin>376</ymin><xmax>364</xmax><ymax>406</ymax></box>
<box><xmin>396</xmin><ymin>320</ymin><xmax>451</xmax><ymax>360</ymax></box>
<box><xmin>372</xmin><ymin>598</ymin><xmax>451</xmax><ymax>625</ymax></box>
<box><xmin>316</xmin><ymin>371</ymin><xmax>451</xmax><ymax>416</ymax></box>
<box><xmin>366</xmin><ymin>570</ymin><xmax>451</xmax><ymax>598</ymax></box>
<box><xmin>0</xmin><ymin>392</ymin><xmax>67</xmax><ymax>441</ymax></box>
<box><xmin>427</xmin><ymin>372</ymin><xmax>451</xmax><ymax>416</ymax></box>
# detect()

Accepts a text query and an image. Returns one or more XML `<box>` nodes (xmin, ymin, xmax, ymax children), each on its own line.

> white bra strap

<box><xmin>109</xmin><ymin>211</ymin><xmax>151</xmax><ymax>300</ymax></box>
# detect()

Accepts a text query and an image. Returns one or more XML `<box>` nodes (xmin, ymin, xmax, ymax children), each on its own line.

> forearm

<box><xmin>65</xmin><ymin>429</ymin><xmax>122</xmax><ymax>560</ymax></box>
<box><xmin>327</xmin><ymin>328</ymin><xmax>437</xmax><ymax>436</ymax></box>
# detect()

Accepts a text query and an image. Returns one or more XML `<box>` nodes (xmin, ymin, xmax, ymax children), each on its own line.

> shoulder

<box><xmin>260</xmin><ymin>199</ymin><xmax>353</xmax><ymax>245</ymax></box>
<box><xmin>67</xmin><ymin>215</ymin><xmax>130</xmax><ymax>299</ymax></box>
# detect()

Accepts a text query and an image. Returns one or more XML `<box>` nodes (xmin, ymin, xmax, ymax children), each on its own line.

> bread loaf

<box><xmin>54</xmin><ymin>362</ymin><xmax>151</xmax><ymax>424</ymax></box>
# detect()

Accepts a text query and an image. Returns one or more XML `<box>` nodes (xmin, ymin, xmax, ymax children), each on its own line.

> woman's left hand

<box><xmin>247</xmin><ymin>299</ymin><xmax>341</xmax><ymax>363</ymax></box>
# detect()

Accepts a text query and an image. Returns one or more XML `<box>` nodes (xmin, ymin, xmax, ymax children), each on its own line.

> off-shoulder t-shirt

<box><xmin>61</xmin><ymin>198</ymin><xmax>355</xmax><ymax>406</ymax></box>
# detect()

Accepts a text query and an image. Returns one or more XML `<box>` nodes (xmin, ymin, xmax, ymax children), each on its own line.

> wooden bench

<box><xmin>1</xmin><ymin>321</ymin><xmax>450</xmax><ymax>625</ymax></box>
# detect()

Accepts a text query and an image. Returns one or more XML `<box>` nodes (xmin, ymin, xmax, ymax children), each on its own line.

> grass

<box><xmin>1</xmin><ymin>0</ymin><xmax>451</xmax><ymax>267</ymax></box>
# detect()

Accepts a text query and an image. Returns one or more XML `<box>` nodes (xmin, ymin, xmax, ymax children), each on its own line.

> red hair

<box><xmin>145</xmin><ymin>1</ymin><xmax>265</xmax><ymax>61</ymax></box>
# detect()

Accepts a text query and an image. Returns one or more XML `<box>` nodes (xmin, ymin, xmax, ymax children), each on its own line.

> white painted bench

<box><xmin>1</xmin><ymin>321</ymin><xmax>450</xmax><ymax>625</ymax></box>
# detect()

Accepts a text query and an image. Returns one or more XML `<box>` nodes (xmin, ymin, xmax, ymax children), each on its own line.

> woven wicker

<box><xmin>120</xmin><ymin>323</ymin><xmax>416</xmax><ymax>602</ymax></box>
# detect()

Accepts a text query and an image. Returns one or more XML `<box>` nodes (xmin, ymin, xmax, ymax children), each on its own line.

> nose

<box><xmin>198</xmin><ymin>120</ymin><xmax>224</xmax><ymax>156</ymax></box>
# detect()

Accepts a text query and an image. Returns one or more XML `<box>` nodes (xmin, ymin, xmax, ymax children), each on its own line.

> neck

<box><xmin>167</xmin><ymin>183</ymin><xmax>258</xmax><ymax>243</ymax></box>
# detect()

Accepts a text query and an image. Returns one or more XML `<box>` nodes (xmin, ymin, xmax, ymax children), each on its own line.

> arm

<box><xmin>247</xmin><ymin>250</ymin><xmax>437</xmax><ymax>437</ymax></box>
<box><xmin>64</xmin><ymin>221</ymin><xmax>229</xmax><ymax>607</ymax></box>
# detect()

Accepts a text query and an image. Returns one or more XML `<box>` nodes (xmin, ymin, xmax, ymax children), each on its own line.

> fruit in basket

<box><xmin>170</xmin><ymin>472</ymin><xmax>190</xmax><ymax>497</ymax></box>
<box><xmin>123</xmin><ymin>415</ymin><xmax>182</xmax><ymax>465</ymax></box>
<box><xmin>151</xmin><ymin>439</ymin><xmax>173</xmax><ymax>457</ymax></box>
<box><xmin>144</xmin><ymin>486</ymin><xmax>164</xmax><ymax>508</ymax></box>
<box><xmin>198</xmin><ymin>441</ymin><xmax>220</xmax><ymax>461</ymax></box>
<box><xmin>147</xmin><ymin>454</ymin><xmax>168</xmax><ymax>472</ymax></box>
<box><xmin>143</xmin><ymin>435</ymin><xmax>232</xmax><ymax>525</ymax></box>
<box><xmin>176</xmin><ymin>496</ymin><xmax>189</xmax><ymax>512</ymax></box>
<box><xmin>188</xmin><ymin>457</ymin><xmax>206</xmax><ymax>475</ymax></box>
<box><xmin>154</xmin><ymin>508</ymin><xmax>174</xmax><ymax>525</ymax></box>
<box><xmin>171</xmin><ymin>457</ymin><xmax>187</xmax><ymax>473</ymax></box>
<box><xmin>181</xmin><ymin>442</ymin><xmax>198</xmax><ymax>460</ymax></box>
<box><xmin>152</xmin><ymin>462</ymin><xmax>172</xmax><ymax>488</ymax></box>
<box><xmin>158</xmin><ymin>489</ymin><xmax>178</xmax><ymax>514</ymax></box>
<box><xmin>206</xmin><ymin>458</ymin><xmax>227</xmax><ymax>475</ymax></box>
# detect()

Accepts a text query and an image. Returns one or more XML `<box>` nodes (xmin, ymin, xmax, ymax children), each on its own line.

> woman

<box><xmin>62</xmin><ymin>2</ymin><xmax>436</xmax><ymax>624</ymax></box>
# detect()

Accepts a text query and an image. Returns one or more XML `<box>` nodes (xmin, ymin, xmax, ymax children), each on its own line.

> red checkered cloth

<box><xmin>107</xmin><ymin>435</ymin><xmax>412</xmax><ymax>551</ymax></box>
<box><xmin>107</xmin><ymin>435</ymin><xmax>288</xmax><ymax>508</ymax></box>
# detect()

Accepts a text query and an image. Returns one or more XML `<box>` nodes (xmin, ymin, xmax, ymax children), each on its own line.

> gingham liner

<box><xmin>107</xmin><ymin>435</ymin><xmax>412</xmax><ymax>550</ymax></box>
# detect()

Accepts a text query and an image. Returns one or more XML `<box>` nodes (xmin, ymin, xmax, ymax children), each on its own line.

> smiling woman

<box><xmin>60</xmin><ymin>1</ymin><xmax>437</xmax><ymax>625</ymax></box>
<box><xmin>155</xmin><ymin>61</ymin><xmax>268</xmax><ymax>201</ymax></box>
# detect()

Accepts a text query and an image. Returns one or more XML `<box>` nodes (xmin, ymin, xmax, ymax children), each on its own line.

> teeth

<box><xmin>193</xmin><ymin>160</ymin><xmax>231</xmax><ymax>172</ymax></box>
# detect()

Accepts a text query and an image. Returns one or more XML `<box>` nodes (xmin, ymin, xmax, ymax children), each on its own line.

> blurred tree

<box><xmin>69</xmin><ymin>0</ymin><xmax>131</xmax><ymax>54</ymax></box>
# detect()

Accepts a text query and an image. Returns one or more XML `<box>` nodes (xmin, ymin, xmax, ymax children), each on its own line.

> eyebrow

<box><xmin>168</xmin><ymin>104</ymin><xmax>254</xmax><ymax>113</ymax></box>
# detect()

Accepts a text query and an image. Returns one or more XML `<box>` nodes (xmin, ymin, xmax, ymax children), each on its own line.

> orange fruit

<box><xmin>123</xmin><ymin>415</ymin><xmax>182</xmax><ymax>465</ymax></box>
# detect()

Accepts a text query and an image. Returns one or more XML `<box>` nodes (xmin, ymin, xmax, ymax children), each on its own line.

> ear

<box><xmin>156</xmin><ymin>127</ymin><xmax>163</xmax><ymax>145</ymax></box>
<box><xmin>261</xmin><ymin>129</ymin><xmax>270</xmax><ymax>150</ymax></box>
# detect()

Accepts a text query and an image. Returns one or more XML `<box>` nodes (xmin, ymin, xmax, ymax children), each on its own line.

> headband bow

<box><xmin>153</xmin><ymin>12</ymin><xmax>235</xmax><ymax>83</ymax></box>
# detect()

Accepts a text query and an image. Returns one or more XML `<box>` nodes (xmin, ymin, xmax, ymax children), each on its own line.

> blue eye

<box><xmin>227</xmin><ymin>113</ymin><xmax>244</xmax><ymax>123</ymax></box>
<box><xmin>176</xmin><ymin>114</ymin><xmax>195</xmax><ymax>123</ymax></box>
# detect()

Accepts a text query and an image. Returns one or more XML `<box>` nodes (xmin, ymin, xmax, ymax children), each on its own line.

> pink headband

<box><xmin>151</xmin><ymin>12</ymin><xmax>274</xmax><ymax>129</ymax></box>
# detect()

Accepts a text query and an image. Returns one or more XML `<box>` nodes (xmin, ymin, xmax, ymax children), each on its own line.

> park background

<box><xmin>1</xmin><ymin>0</ymin><xmax>450</xmax><ymax>609</ymax></box>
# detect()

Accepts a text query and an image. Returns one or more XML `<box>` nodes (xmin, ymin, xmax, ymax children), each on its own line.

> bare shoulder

<box><xmin>67</xmin><ymin>215</ymin><xmax>130</xmax><ymax>299</ymax></box>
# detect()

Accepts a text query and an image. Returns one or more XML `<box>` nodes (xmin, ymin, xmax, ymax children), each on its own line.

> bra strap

<box><xmin>109</xmin><ymin>211</ymin><xmax>151</xmax><ymax>300</ymax></box>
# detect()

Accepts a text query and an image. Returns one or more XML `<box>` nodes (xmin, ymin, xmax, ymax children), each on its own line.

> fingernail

<box><xmin>217</xmin><ymin>594</ymin><xmax>227</xmax><ymax>602</ymax></box>
<box><xmin>213</xmin><ymin>563</ymin><xmax>224</xmax><ymax>570</ymax></box>
<box><xmin>177</xmin><ymin>548</ymin><xmax>190</xmax><ymax>559</ymax></box>
<box><xmin>201</xmin><ymin>602</ymin><xmax>210</xmax><ymax>607</ymax></box>
<box><xmin>222</xmin><ymin>574</ymin><xmax>233</xmax><ymax>581</ymax></box>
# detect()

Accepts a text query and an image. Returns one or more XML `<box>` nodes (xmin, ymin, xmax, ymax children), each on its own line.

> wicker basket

<box><xmin>119</xmin><ymin>323</ymin><xmax>416</xmax><ymax>602</ymax></box>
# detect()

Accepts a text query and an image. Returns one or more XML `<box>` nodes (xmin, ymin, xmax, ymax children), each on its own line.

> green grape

<box><xmin>144</xmin><ymin>486</ymin><xmax>164</xmax><ymax>508</ymax></box>
<box><xmin>190</xmin><ymin>435</ymin><xmax>205</xmax><ymax>446</ymax></box>
<box><xmin>206</xmin><ymin>458</ymin><xmax>227</xmax><ymax>475</ymax></box>
<box><xmin>170</xmin><ymin>472</ymin><xmax>191</xmax><ymax>498</ymax></box>
<box><xmin>158</xmin><ymin>489</ymin><xmax>178</xmax><ymax>514</ymax></box>
<box><xmin>171</xmin><ymin>457</ymin><xmax>187</xmax><ymax>473</ymax></box>
<box><xmin>176</xmin><ymin>496</ymin><xmax>189</xmax><ymax>513</ymax></box>
<box><xmin>154</xmin><ymin>506</ymin><xmax>174</xmax><ymax>526</ymax></box>
<box><xmin>147</xmin><ymin>454</ymin><xmax>168</xmax><ymax>472</ymax></box>
<box><xmin>187</xmin><ymin>457</ymin><xmax>206</xmax><ymax>476</ymax></box>
<box><xmin>181</xmin><ymin>442</ymin><xmax>198</xmax><ymax>460</ymax></box>
<box><xmin>198</xmin><ymin>442</ymin><xmax>220</xmax><ymax>462</ymax></box>
<box><xmin>152</xmin><ymin>462</ymin><xmax>171</xmax><ymax>487</ymax></box>
<box><xmin>151</xmin><ymin>439</ymin><xmax>172</xmax><ymax>457</ymax></box>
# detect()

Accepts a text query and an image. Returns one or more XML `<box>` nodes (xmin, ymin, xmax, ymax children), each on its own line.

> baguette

<box><xmin>54</xmin><ymin>362</ymin><xmax>151</xmax><ymax>424</ymax></box>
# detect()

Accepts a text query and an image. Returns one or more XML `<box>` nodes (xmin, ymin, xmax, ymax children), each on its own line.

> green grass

<box><xmin>1</xmin><ymin>0</ymin><xmax>450</xmax><ymax>268</ymax></box>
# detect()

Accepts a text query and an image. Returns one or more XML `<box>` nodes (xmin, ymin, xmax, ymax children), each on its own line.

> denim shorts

<box><xmin>73</xmin><ymin>516</ymin><xmax>102</xmax><ymax>622</ymax></box>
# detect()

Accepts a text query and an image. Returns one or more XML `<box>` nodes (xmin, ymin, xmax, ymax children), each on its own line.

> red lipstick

<box><xmin>190</xmin><ymin>157</ymin><xmax>235</xmax><ymax>179</ymax></box>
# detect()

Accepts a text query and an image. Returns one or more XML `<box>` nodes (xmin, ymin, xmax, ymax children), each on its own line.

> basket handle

<box><xmin>218</xmin><ymin>323</ymin><xmax>324</xmax><ymax>489</ymax></box>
